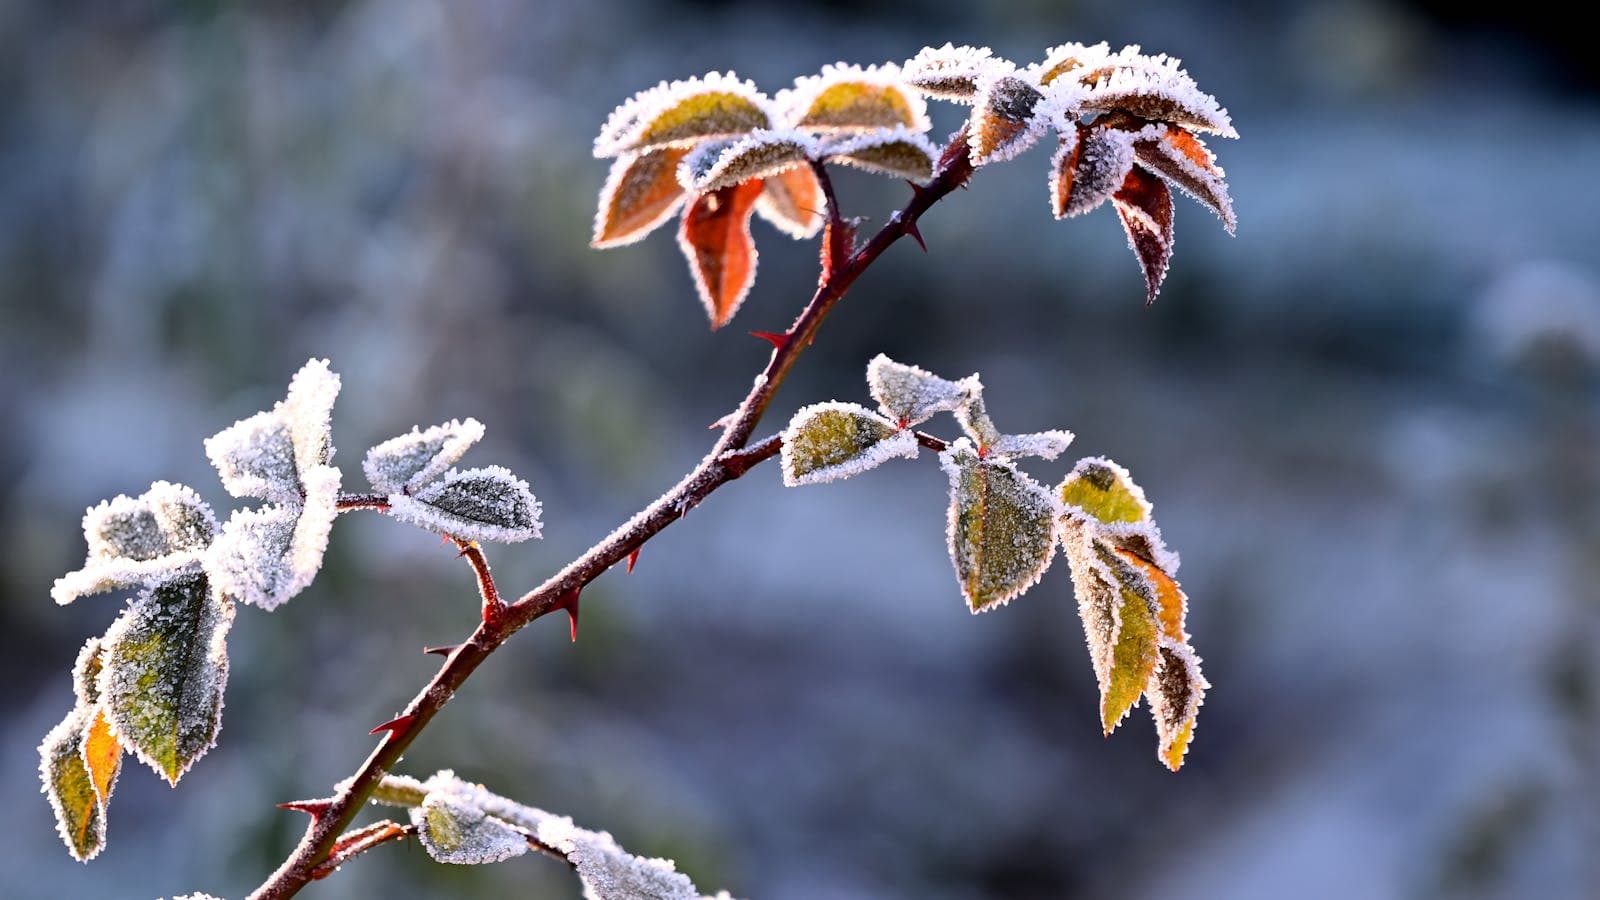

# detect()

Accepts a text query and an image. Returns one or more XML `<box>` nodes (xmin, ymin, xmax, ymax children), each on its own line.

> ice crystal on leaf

<box><xmin>73</xmin><ymin>636</ymin><xmax>107</xmax><ymax>706</ymax></box>
<box><xmin>990</xmin><ymin>430</ymin><xmax>1076</xmax><ymax>461</ymax></box>
<box><xmin>52</xmin><ymin>482</ymin><xmax>217</xmax><ymax>605</ymax></box>
<box><xmin>97</xmin><ymin>572</ymin><xmax>232</xmax><ymax>786</ymax></box>
<box><xmin>1072</xmin><ymin>46</ymin><xmax>1237</xmax><ymax>138</ymax></box>
<box><xmin>753</xmin><ymin>165</ymin><xmax>825</xmax><ymax>239</ymax></box>
<box><xmin>207</xmin><ymin>463</ymin><xmax>340</xmax><ymax>610</ymax></box>
<box><xmin>780</xmin><ymin>63</ymin><xmax>931</xmax><ymax>133</ymax></box>
<box><xmin>902</xmin><ymin>44</ymin><xmax>1014</xmax><ymax>103</ymax></box>
<box><xmin>780</xmin><ymin>402</ymin><xmax>918</xmax><ymax>486</ymax></box>
<box><xmin>1059</xmin><ymin>457</ymin><xmax>1152</xmax><ymax>523</ymax></box>
<box><xmin>204</xmin><ymin>411</ymin><xmax>298</xmax><ymax>504</ymax></box>
<box><xmin>954</xmin><ymin>389</ymin><xmax>1002</xmax><ymax>451</ymax></box>
<box><xmin>1112</xmin><ymin>166</ymin><xmax>1176</xmax><ymax>305</ymax></box>
<box><xmin>1050</xmin><ymin>123</ymin><xmax>1136</xmax><ymax>220</ymax></box>
<box><xmin>594</xmin><ymin>72</ymin><xmax>775</xmax><ymax>158</ymax></box>
<box><xmin>39</xmin><ymin>705</ymin><xmax>120</xmax><ymax>862</ymax></box>
<box><xmin>677</xmin><ymin>180</ymin><xmax>765</xmax><ymax>329</ymax></box>
<box><xmin>387</xmin><ymin>466</ymin><xmax>542</xmax><ymax>544</ymax></box>
<box><xmin>592</xmin><ymin>147</ymin><xmax>692</xmax><ymax>249</ymax></box>
<box><xmin>968</xmin><ymin>73</ymin><xmax>1047</xmax><ymax>166</ymax></box>
<box><xmin>940</xmin><ymin>439</ymin><xmax>1058</xmax><ymax>613</ymax></box>
<box><xmin>822</xmin><ymin>127</ymin><xmax>938</xmax><ymax>183</ymax></box>
<box><xmin>413</xmin><ymin>793</ymin><xmax>531</xmax><ymax>866</ymax></box>
<box><xmin>363</xmin><ymin>418</ymin><xmax>486</xmax><ymax>496</ymax></box>
<box><xmin>1029</xmin><ymin>41</ymin><xmax>1113</xmax><ymax>88</ymax></box>
<box><xmin>679</xmin><ymin>130</ymin><xmax>816</xmax><ymax>195</ymax></box>
<box><xmin>1133</xmin><ymin>124</ymin><xmax>1235</xmax><ymax>233</ymax></box>
<box><xmin>1149</xmin><ymin>637</ymin><xmax>1208</xmax><ymax>770</ymax></box>
<box><xmin>865</xmin><ymin>354</ymin><xmax>972</xmax><ymax>427</ymax></box>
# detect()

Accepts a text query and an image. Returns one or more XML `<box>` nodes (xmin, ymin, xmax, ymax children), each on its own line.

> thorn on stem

<box><xmin>905</xmin><ymin>220</ymin><xmax>927</xmax><ymax>252</ymax></box>
<box><xmin>370</xmin><ymin>713</ymin><xmax>417</xmax><ymax>739</ymax></box>
<box><xmin>555</xmin><ymin>588</ymin><xmax>582</xmax><ymax>642</ymax></box>
<box><xmin>627</xmin><ymin>548</ymin><xmax>640</xmax><ymax>574</ymax></box>
<box><xmin>750</xmin><ymin>330</ymin><xmax>789</xmax><ymax>351</ymax></box>
<box><xmin>423</xmin><ymin>643</ymin><xmax>460</xmax><ymax>657</ymax></box>
<box><xmin>278</xmin><ymin>799</ymin><xmax>333</xmax><ymax>820</ymax></box>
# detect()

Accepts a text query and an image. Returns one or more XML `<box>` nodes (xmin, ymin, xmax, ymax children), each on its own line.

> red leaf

<box><xmin>1112</xmin><ymin>167</ymin><xmax>1175</xmax><ymax>305</ymax></box>
<box><xmin>1134</xmin><ymin>125</ymin><xmax>1235</xmax><ymax>234</ymax></box>
<box><xmin>677</xmin><ymin>180</ymin><xmax>764</xmax><ymax>329</ymax></box>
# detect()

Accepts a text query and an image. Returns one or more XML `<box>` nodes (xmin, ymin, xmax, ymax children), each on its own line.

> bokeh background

<box><xmin>4</xmin><ymin>1</ymin><xmax>1599</xmax><ymax>898</ymax></box>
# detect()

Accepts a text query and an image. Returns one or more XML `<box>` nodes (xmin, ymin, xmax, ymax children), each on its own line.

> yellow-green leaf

<box><xmin>1058</xmin><ymin>456</ymin><xmax>1151</xmax><ymax>523</ymax></box>
<box><xmin>414</xmin><ymin>793</ymin><xmax>531</xmax><ymax>865</ymax></box>
<box><xmin>781</xmin><ymin>402</ymin><xmax>918</xmax><ymax>486</ymax></box>
<box><xmin>824</xmin><ymin>127</ymin><xmax>937</xmax><ymax>183</ymax></box>
<box><xmin>1116</xmin><ymin>545</ymin><xmax>1188</xmax><ymax>642</ymax></box>
<box><xmin>1096</xmin><ymin>547</ymin><xmax>1161</xmax><ymax>733</ymax></box>
<box><xmin>941</xmin><ymin>441</ymin><xmax>1057</xmax><ymax>612</ymax></box>
<box><xmin>787</xmin><ymin>65</ymin><xmax>930</xmax><ymax>132</ymax></box>
<box><xmin>39</xmin><ymin>708</ymin><xmax>106</xmax><ymax>862</ymax></box>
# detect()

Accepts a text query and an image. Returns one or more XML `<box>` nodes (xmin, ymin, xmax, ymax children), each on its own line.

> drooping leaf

<box><xmin>679</xmin><ymin>129</ymin><xmax>815</xmax><ymax>194</ymax></box>
<box><xmin>968</xmin><ymin>74</ymin><xmax>1046</xmax><ymax>165</ymax></box>
<box><xmin>1029</xmin><ymin>41</ymin><xmax>1113</xmax><ymax>88</ymax></box>
<box><xmin>204</xmin><ymin>410</ymin><xmax>299</xmax><ymax>503</ymax></box>
<box><xmin>39</xmin><ymin>708</ymin><xmax>106</xmax><ymax>861</ymax></box>
<box><xmin>1134</xmin><ymin>125</ymin><xmax>1235</xmax><ymax>234</ymax></box>
<box><xmin>387</xmin><ymin>466</ymin><xmax>542</xmax><ymax>543</ymax></box>
<box><xmin>781</xmin><ymin>402</ymin><xmax>918</xmax><ymax>486</ymax></box>
<box><xmin>1058</xmin><ymin>456</ymin><xmax>1152</xmax><ymax>524</ymax></box>
<box><xmin>865</xmin><ymin>354</ymin><xmax>972</xmax><ymax>427</ymax></box>
<box><xmin>782</xmin><ymin>63</ymin><xmax>930</xmax><ymax>132</ymax></box>
<box><xmin>1148</xmin><ymin>637</ymin><xmax>1207</xmax><ymax>770</ymax></box>
<box><xmin>82</xmin><ymin>708</ymin><xmax>122</xmax><ymax>813</ymax></box>
<box><xmin>754</xmin><ymin>164</ymin><xmax>825</xmax><ymax>239</ymax></box>
<box><xmin>1075</xmin><ymin>47</ymin><xmax>1237</xmax><ymax>138</ymax></box>
<box><xmin>591</xmin><ymin>147</ymin><xmax>691</xmax><ymax>248</ymax></box>
<box><xmin>97</xmin><ymin>572</ymin><xmax>232</xmax><ymax>786</ymax></box>
<box><xmin>823</xmin><ymin>127</ymin><xmax>938</xmax><ymax>182</ymax></box>
<box><xmin>72</xmin><ymin>637</ymin><xmax>106</xmax><ymax>706</ymax></box>
<box><xmin>940</xmin><ymin>440</ymin><xmax>1057</xmax><ymax>612</ymax></box>
<box><xmin>902</xmin><ymin>44</ymin><xmax>1014</xmax><ymax>103</ymax></box>
<box><xmin>1112</xmin><ymin>166</ymin><xmax>1175</xmax><ymax>305</ymax></box>
<box><xmin>205</xmin><ymin>463</ymin><xmax>340</xmax><ymax>610</ymax></box>
<box><xmin>52</xmin><ymin>482</ymin><xmax>216</xmax><ymax>605</ymax></box>
<box><xmin>412</xmin><ymin>793</ymin><xmax>531</xmax><ymax>866</ymax></box>
<box><xmin>363</xmin><ymin>418</ymin><xmax>487</xmax><ymax>496</ymax></box>
<box><xmin>595</xmin><ymin>72</ymin><xmax>774</xmax><ymax>157</ymax></box>
<box><xmin>989</xmin><ymin>430</ymin><xmax>1076</xmax><ymax>461</ymax></box>
<box><xmin>1116</xmin><ymin>545</ymin><xmax>1189</xmax><ymax>642</ymax></box>
<box><xmin>1050</xmin><ymin>123</ymin><xmax>1136</xmax><ymax>220</ymax></box>
<box><xmin>676</xmin><ymin>179</ymin><xmax>764</xmax><ymax>329</ymax></box>
<box><xmin>1097</xmin><ymin>545</ymin><xmax>1161</xmax><ymax>732</ymax></box>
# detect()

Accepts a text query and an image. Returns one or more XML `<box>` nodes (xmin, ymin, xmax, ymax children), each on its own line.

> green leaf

<box><xmin>413</xmin><ymin>793</ymin><xmax>531</xmax><ymax>865</ymax></box>
<box><xmin>386</xmin><ymin>465</ymin><xmax>543</xmax><ymax>544</ymax></box>
<box><xmin>940</xmin><ymin>440</ymin><xmax>1057</xmax><ymax>612</ymax></box>
<box><xmin>52</xmin><ymin>482</ymin><xmax>217</xmax><ymax>605</ymax></box>
<box><xmin>1058</xmin><ymin>456</ymin><xmax>1151</xmax><ymax>524</ymax></box>
<box><xmin>39</xmin><ymin>708</ymin><xmax>106</xmax><ymax>862</ymax></box>
<box><xmin>98</xmin><ymin>573</ymin><xmax>232</xmax><ymax>785</ymax></box>
<box><xmin>780</xmin><ymin>402</ymin><xmax>919</xmax><ymax>486</ymax></box>
<box><xmin>865</xmin><ymin>354</ymin><xmax>972</xmax><ymax>427</ymax></box>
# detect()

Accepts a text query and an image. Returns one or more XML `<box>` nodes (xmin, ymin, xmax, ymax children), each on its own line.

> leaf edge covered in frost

<box><xmin>595</xmin><ymin>71</ymin><xmax>775</xmax><ymax>158</ymax></box>
<box><xmin>967</xmin><ymin>72</ymin><xmax>1048</xmax><ymax>166</ymax></box>
<box><xmin>822</xmin><ymin>126</ymin><xmax>938</xmax><ymax>183</ymax></box>
<box><xmin>283</xmin><ymin>358</ymin><xmax>341</xmax><ymax>476</ymax></box>
<box><xmin>387</xmin><ymin>465</ymin><xmax>543</xmax><ymax>543</ymax></box>
<box><xmin>411</xmin><ymin>793</ymin><xmax>532</xmax><ymax>866</ymax></box>
<box><xmin>902</xmin><ymin>43</ymin><xmax>1015</xmax><ymax>104</ymax></box>
<box><xmin>678</xmin><ymin>129</ymin><xmax>816</xmax><ymax>194</ymax></box>
<box><xmin>939</xmin><ymin>439</ymin><xmax>1059</xmax><ymax>613</ymax></box>
<box><xmin>989</xmin><ymin>429</ymin><xmax>1076</xmax><ymax>461</ymax></box>
<box><xmin>38</xmin><ymin>707</ymin><xmax>107</xmax><ymax>862</ymax></box>
<box><xmin>363</xmin><ymin>417</ymin><xmax>487</xmax><ymax>495</ymax></box>
<box><xmin>779</xmin><ymin>62</ymin><xmax>931</xmax><ymax>133</ymax></box>
<box><xmin>53</xmin><ymin>482</ymin><xmax>218</xmax><ymax>605</ymax></box>
<box><xmin>865</xmin><ymin>354</ymin><xmax>972</xmax><ymax>426</ymax></box>
<box><xmin>203</xmin><ymin>410</ymin><xmax>300</xmax><ymax>503</ymax></box>
<box><xmin>780</xmin><ymin>401</ymin><xmax>919</xmax><ymax>487</ymax></box>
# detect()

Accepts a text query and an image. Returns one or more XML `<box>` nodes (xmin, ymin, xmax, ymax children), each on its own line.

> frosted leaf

<box><xmin>967</xmin><ymin>73</ymin><xmax>1046</xmax><ymax>166</ymax></box>
<box><xmin>1148</xmin><ymin>637</ymin><xmax>1208</xmax><ymax>771</ymax></box>
<box><xmin>1058</xmin><ymin>521</ymin><xmax>1157</xmax><ymax>732</ymax></box>
<box><xmin>676</xmin><ymin>179</ymin><xmax>764</xmax><ymax>329</ymax></box>
<box><xmin>822</xmin><ymin>127</ymin><xmax>938</xmax><ymax>183</ymax></box>
<box><xmin>595</xmin><ymin>72</ymin><xmax>774</xmax><ymax>158</ymax></box>
<box><xmin>865</xmin><ymin>354</ymin><xmax>972</xmax><ymax>426</ymax></box>
<box><xmin>679</xmin><ymin>129</ymin><xmax>816</xmax><ymax>194</ymax></box>
<box><xmin>902</xmin><ymin>44</ymin><xmax>1015</xmax><ymax>103</ymax></box>
<box><xmin>369</xmin><ymin>773</ymin><xmax>429</xmax><ymax>808</ymax></box>
<box><xmin>536</xmin><ymin>812</ymin><xmax>703</xmax><ymax>900</ymax></box>
<box><xmin>411</xmin><ymin>793</ymin><xmax>531</xmax><ymax>866</ymax></box>
<box><xmin>72</xmin><ymin>637</ymin><xmax>106</xmax><ymax>707</ymax></box>
<box><xmin>1075</xmin><ymin>46</ymin><xmax>1236</xmax><ymax>138</ymax></box>
<box><xmin>204</xmin><ymin>410</ymin><xmax>299</xmax><ymax>503</ymax></box>
<box><xmin>1134</xmin><ymin>125</ymin><xmax>1235</xmax><ymax>234</ymax></box>
<box><xmin>1111</xmin><ymin>166</ymin><xmax>1175</xmax><ymax>305</ymax></box>
<box><xmin>1050</xmin><ymin>123</ymin><xmax>1135</xmax><ymax>219</ymax></box>
<box><xmin>753</xmin><ymin>165</ymin><xmax>824</xmax><ymax>239</ymax></box>
<box><xmin>780</xmin><ymin>63</ymin><xmax>931</xmax><ymax>133</ymax></box>
<box><xmin>592</xmin><ymin>147</ymin><xmax>691</xmax><ymax>249</ymax></box>
<box><xmin>283</xmin><ymin>359</ymin><xmax>340</xmax><ymax>475</ymax></box>
<box><xmin>387</xmin><ymin>466</ymin><xmax>542</xmax><ymax>543</ymax></box>
<box><xmin>1029</xmin><ymin>41</ymin><xmax>1112</xmax><ymax>87</ymax></box>
<box><xmin>363</xmin><ymin>418</ymin><xmax>487</xmax><ymax>496</ymax></box>
<box><xmin>39</xmin><ymin>707</ymin><xmax>106</xmax><ymax>861</ymax></box>
<box><xmin>1058</xmin><ymin>456</ymin><xmax>1152</xmax><ymax>524</ymax></box>
<box><xmin>780</xmin><ymin>402</ymin><xmax>918</xmax><ymax>486</ymax></box>
<box><xmin>940</xmin><ymin>440</ymin><xmax>1058</xmax><ymax>613</ymax></box>
<box><xmin>97</xmin><ymin>572</ymin><xmax>232</xmax><ymax>785</ymax></box>
<box><xmin>1114</xmin><ymin>543</ymin><xmax>1189</xmax><ymax>643</ymax></box>
<box><xmin>81</xmin><ymin>708</ymin><xmax>122</xmax><ymax>815</ymax></box>
<box><xmin>53</xmin><ymin>482</ymin><xmax>217</xmax><ymax>605</ymax></box>
<box><xmin>954</xmin><ymin>387</ymin><xmax>1001</xmax><ymax>450</ymax></box>
<box><xmin>989</xmin><ymin>429</ymin><xmax>1075</xmax><ymax>461</ymax></box>
<box><xmin>206</xmin><ymin>464</ymin><xmax>339</xmax><ymax>610</ymax></box>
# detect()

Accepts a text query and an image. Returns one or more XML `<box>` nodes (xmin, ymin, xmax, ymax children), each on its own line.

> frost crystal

<box><xmin>592</xmin><ymin>146</ymin><xmax>692</xmax><ymax>249</ymax></box>
<box><xmin>537</xmin><ymin>811</ymin><xmax>703</xmax><ymax>900</ymax></box>
<box><xmin>779</xmin><ymin>63</ymin><xmax>931</xmax><ymax>133</ymax></box>
<box><xmin>1148</xmin><ymin>636</ymin><xmax>1207</xmax><ymax>771</ymax></box>
<box><xmin>780</xmin><ymin>402</ymin><xmax>918</xmax><ymax>487</ymax></box>
<box><xmin>1134</xmin><ymin>125</ymin><xmax>1235</xmax><ymax>234</ymax></box>
<box><xmin>206</xmin><ymin>464</ymin><xmax>340</xmax><ymax>610</ymax></box>
<box><xmin>39</xmin><ymin>707</ymin><xmax>108</xmax><ymax>862</ymax></box>
<box><xmin>594</xmin><ymin>72</ymin><xmax>774</xmax><ymax>158</ymax></box>
<box><xmin>53</xmin><ymin>482</ymin><xmax>217</xmax><ymax>605</ymax></box>
<box><xmin>990</xmin><ymin>430</ymin><xmax>1075</xmax><ymax>461</ymax></box>
<box><xmin>940</xmin><ymin>440</ymin><xmax>1058</xmax><ymax>612</ymax></box>
<box><xmin>753</xmin><ymin>165</ymin><xmax>825</xmax><ymax>239</ymax></box>
<box><xmin>822</xmin><ymin>127</ymin><xmax>938</xmax><ymax>183</ymax></box>
<box><xmin>1073</xmin><ymin>46</ymin><xmax>1236</xmax><ymax>138</ymax></box>
<box><xmin>1058</xmin><ymin>456</ymin><xmax>1152</xmax><ymax>524</ymax></box>
<box><xmin>679</xmin><ymin>129</ymin><xmax>816</xmax><ymax>194</ymax></box>
<box><xmin>363</xmin><ymin>418</ymin><xmax>487</xmax><ymax>496</ymax></box>
<box><xmin>387</xmin><ymin>466</ymin><xmax>542</xmax><ymax>543</ymax></box>
<box><xmin>968</xmin><ymin>73</ymin><xmax>1047</xmax><ymax>166</ymax></box>
<box><xmin>954</xmin><ymin>387</ymin><xmax>1001</xmax><ymax>449</ymax></box>
<box><xmin>73</xmin><ymin>636</ymin><xmax>107</xmax><ymax>707</ymax></box>
<box><xmin>204</xmin><ymin>410</ymin><xmax>299</xmax><ymax>503</ymax></box>
<box><xmin>1050</xmin><ymin>124</ymin><xmax>1136</xmax><ymax>220</ymax></box>
<box><xmin>412</xmin><ymin>793</ymin><xmax>531</xmax><ymax>865</ymax></box>
<box><xmin>1029</xmin><ymin>41</ymin><xmax>1113</xmax><ymax>87</ymax></box>
<box><xmin>97</xmin><ymin>572</ymin><xmax>232</xmax><ymax>786</ymax></box>
<box><xmin>902</xmin><ymin>44</ymin><xmax>1015</xmax><ymax>103</ymax></box>
<box><xmin>283</xmin><ymin>359</ymin><xmax>341</xmax><ymax>475</ymax></box>
<box><xmin>865</xmin><ymin>354</ymin><xmax>972</xmax><ymax>426</ymax></box>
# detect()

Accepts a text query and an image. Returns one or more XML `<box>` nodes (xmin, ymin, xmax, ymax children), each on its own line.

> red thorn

<box><xmin>905</xmin><ymin>220</ymin><xmax>927</xmax><ymax>252</ymax></box>
<box><xmin>555</xmin><ymin>588</ymin><xmax>581</xmax><ymax>642</ymax></box>
<box><xmin>439</xmin><ymin>534</ymin><xmax>452</xmax><ymax>545</ymax></box>
<box><xmin>278</xmin><ymin>799</ymin><xmax>332</xmax><ymax>819</ymax></box>
<box><xmin>906</xmin><ymin>179</ymin><xmax>930</xmax><ymax>201</ymax></box>
<box><xmin>750</xmin><ymin>330</ymin><xmax>789</xmax><ymax>350</ymax></box>
<box><xmin>627</xmin><ymin>548</ymin><xmax>640</xmax><ymax>574</ymax></box>
<box><xmin>423</xmin><ymin>643</ymin><xmax>460</xmax><ymax>656</ymax></box>
<box><xmin>370</xmin><ymin>713</ymin><xmax>417</xmax><ymax>738</ymax></box>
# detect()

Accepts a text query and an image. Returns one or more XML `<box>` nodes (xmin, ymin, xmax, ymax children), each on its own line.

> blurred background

<box><xmin>4</xmin><ymin>1</ymin><xmax>1598</xmax><ymax>897</ymax></box>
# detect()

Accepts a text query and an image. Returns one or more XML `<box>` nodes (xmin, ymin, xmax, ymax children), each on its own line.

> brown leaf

<box><xmin>1134</xmin><ymin>125</ymin><xmax>1235</xmax><ymax>234</ymax></box>
<box><xmin>676</xmin><ymin>180</ymin><xmax>764</xmax><ymax>329</ymax></box>
<box><xmin>1112</xmin><ymin>167</ymin><xmax>1175</xmax><ymax>305</ymax></box>
<box><xmin>1050</xmin><ymin>124</ymin><xmax>1136</xmax><ymax>220</ymax></box>
<box><xmin>1148</xmin><ymin>638</ymin><xmax>1207</xmax><ymax>771</ymax></box>
<box><xmin>754</xmin><ymin>165</ymin><xmax>824</xmax><ymax>239</ymax></box>
<box><xmin>591</xmin><ymin>147</ymin><xmax>690</xmax><ymax>248</ymax></box>
<box><xmin>967</xmin><ymin>74</ymin><xmax>1045</xmax><ymax>165</ymax></box>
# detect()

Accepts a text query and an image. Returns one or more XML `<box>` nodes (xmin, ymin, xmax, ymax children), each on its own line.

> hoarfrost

<box><xmin>967</xmin><ymin>73</ymin><xmax>1047</xmax><ymax>166</ymax></box>
<box><xmin>283</xmin><ymin>359</ymin><xmax>341</xmax><ymax>474</ymax></box>
<box><xmin>412</xmin><ymin>793</ymin><xmax>531</xmax><ymax>865</ymax></box>
<box><xmin>822</xmin><ymin>127</ymin><xmax>938</xmax><ymax>183</ymax></box>
<box><xmin>679</xmin><ymin>129</ymin><xmax>816</xmax><ymax>194</ymax></box>
<box><xmin>990</xmin><ymin>429</ymin><xmax>1075</xmax><ymax>461</ymax></box>
<box><xmin>1112</xmin><ymin>166</ymin><xmax>1176</xmax><ymax>304</ymax></box>
<box><xmin>753</xmin><ymin>166</ymin><xmax>824</xmax><ymax>239</ymax></box>
<box><xmin>865</xmin><ymin>354</ymin><xmax>972</xmax><ymax>426</ymax></box>
<box><xmin>53</xmin><ymin>482</ymin><xmax>216</xmax><ymax>605</ymax></box>
<box><xmin>387</xmin><ymin>466</ymin><xmax>543</xmax><ymax>543</ymax></box>
<box><xmin>1074</xmin><ymin>46</ymin><xmax>1236</xmax><ymax>138</ymax></box>
<box><xmin>592</xmin><ymin>147</ymin><xmax>692</xmax><ymax>249</ymax></box>
<box><xmin>954</xmin><ymin>386</ymin><xmax>1001</xmax><ymax>450</ymax></box>
<box><xmin>1148</xmin><ymin>636</ymin><xmax>1208</xmax><ymax>771</ymax></box>
<box><xmin>206</xmin><ymin>463</ymin><xmax>340</xmax><ymax>610</ymax></box>
<box><xmin>1050</xmin><ymin>124</ymin><xmax>1136</xmax><ymax>220</ymax></box>
<box><xmin>901</xmin><ymin>44</ymin><xmax>1014</xmax><ymax>103</ymax></box>
<box><xmin>1134</xmin><ymin>125</ymin><xmax>1235</xmax><ymax>234</ymax></box>
<box><xmin>780</xmin><ymin>402</ymin><xmax>918</xmax><ymax>487</ymax></box>
<box><xmin>72</xmin><ymin>636</ymin><xmax>106</xmax><ymax>707</ymax></box>
<box><xmin>363</xmin><ymin>417</ymin><xmax>486</xmax><ymax>495</ymax></box>
<box><xmin>779</xmin><ymin>62</ymin><xmax>930</xmax><ymax>133</ymax></box>
<box><xmin>97</xmin><ymin>572</ymin><xmax>232</xmax><ymax>786</ymax></box>
<box><xmin>1058</xmin><ymin>456</ymin><xmax>1153</xmax><ymax>524</ymax></box>
<box><xmin>537</xmin><ymin>812</ymin><xmax>703</xmax><ymax>900</ymax></box>
<box><xmin>204</xmin><ymin>410</ymin><xmax>299</xmax><ymax>503</ymax></box>
<box><xmin>940</xmin><ymin>439</ymin><xmax>1058</xmax><ymax>613</ymax></box>
<box><xmin>594</xmin><ymin>72</ymin><xmax>774</xmax><ymax>158</ymax></box>
<box><xmin>39</xmin><ymin>707</ymin><xmax>106</xmax><ymax>862</ymax></box>
<box><xmin>1028</xmin><ymin>41</ymin><xmax>1113</xmax><ymax>87</ymax></box>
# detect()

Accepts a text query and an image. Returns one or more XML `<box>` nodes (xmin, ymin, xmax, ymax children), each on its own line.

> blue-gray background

<box><xmin>4</xmin><ymin>1</ymin><xmax>1598</xmax><ymax>898</ymax></box>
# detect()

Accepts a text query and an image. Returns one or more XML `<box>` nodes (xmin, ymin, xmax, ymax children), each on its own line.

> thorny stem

<box><xmin>248</xmin><ymin>128</ymin><xmax>975</xmax><ymax>899</ymax></box>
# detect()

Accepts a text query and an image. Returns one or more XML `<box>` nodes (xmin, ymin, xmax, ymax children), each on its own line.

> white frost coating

<box><xmin>821</xmin><ymin>127</ymin><xmax>938</xmax><ymax>182</ymax></box>
<box><xmin>953</xmin><ymin>379</ymin><xmax>1000</xmax><ymax>449</ymax></box>
<box><xmin>938</xmin><ymin>439</ymin><xmax>1060</xmax><ymax>613</ymax></box>
<box><xmin>204</xmin><ymin>410</ymin><xmax>299</xmax><ymax>503</ymax></box>
<box><xmin>990</xmin><ymin>429</ymin><xmax>1076</xmax><ymax>461</ymax></box>
<box><xmin>1076</xmin><ymin>46</ymin><xmax>1236</xmax><ymax>138</ymax></box>
<box><xmin>411</xmin><ymin>793</ymin><xmax>532</xmax><ymax>866</ymax></box>
<box><xmin>363</xmin><ymin>417</ymin><xmax>486</xmax><ymax>495</ymax></box>
<box><xmin>753</xmin><ymin>168</ymin><xmax>824</xmax><ymax>239</ymax></box>
<box><xmin>1147</xmin><ymin>635</ymin><xmax>1208</xmax><ymax>766</ymax></box>
<box><xmin>780</xmin><ymin>401</ymin><xmax>919</xmax><ymax>487</ymax></box>
<box><xmin>594</xmin><ymin>72</ymin><xmax>775</xmax><ymax>158</ymax></box>
<box><xmin>169</xmin><ymin>895</ymin><xmax>226</xmax><ymax>899</ymax></box>
<box><xmin>1027</xmin><ymin>41</ymin><xmax>1113</xmax><ymax>85</ymax></box>
<box><xmin>1133</xmin><ymin>126</ymin><xmax>1235</xmax><ymax>234</ymax></box>
<box><xmin>38</xmin><ymin>707</ymin><xmax>104</xmax><ymax>862</ymax></box>
<box><xmin>1050</xmin><ymin>124</ymin><xmax>1135</xmax><ymax>220</ymax></box>
<box><xmin>1061</xmin><ymin>455</ymin><xmax>1154</xmax><ymax>520</ymax></box>
<box><xmin>902</xmin><ymin>44</ymin><xmax>1015</xmax><ymax>103</ymax></box>
<box><xmin>967</xmin><ymin>72</ymin><xmax>1048</xmax><ymax>166</ymax></box>
<box><xmin>387</xmin><ymin>465</ymin><xmax>543</xmax><ymax>543</ymax></box>
<box><xmin>205</xmin><ymin>465</ymin><xmax>339</xmax><ymax>610</ymax></box>
<box><xmin>53</xmin><ymin>482</ymin><xmax>217</xmax><ymax>605</ymax></box>
<box><xmin>777</xmin><ymin>62</ymin><xmax>931</xmax><ymax>133</ymax></box>
<box><xmin>283</xmin><ymin>358</ymin><xmax>341</xmax><ymax>475</ymax></box>
<box><xmin>678</xmin><ymin>129</ymin><xmax>816</xmax><ymax>194</ymax></box>
<box><xmin>865</xmin><ymin>354</ymin><xmax>972</xmax><ymax>426</ymax></box>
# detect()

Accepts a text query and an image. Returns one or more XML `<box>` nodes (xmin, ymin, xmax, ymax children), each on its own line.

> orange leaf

<box><xmin>677</xmin><ymin>180</ymin><xmax>764</xmax><ymax>328</ymax></box>
<box><xmin>1112</xmin><ymin>167</ymin><xmax>1175</xmax><ymax>305</ymax></box>
<box><xmin>1134</xmin><ymin>125</ymin><xmax>1235</xmax><ymax>234</ymax></box>
<box><xmin>967</xmin><ymin>75</ymin><xmax>1044</xmax><ymax>165</ymax></box>
<box><xmin>755</xmin><ymin>165</ymin><xmax>824</xmax><ymax>239</ymax></box>
<box><xmin>1115</xmin><ymin>546</ymin><xmax>1188</xmax><ymax>643</ymax></box>
<box><xmin>592</xmin><ymin>147</ymin><xmax>690</xmax><ymax>248</ymax></box>
<box><xmin>1050</xmin><ymin>123</ymin><xmax>1135</xmax><ymax>220</ymax></box>
<box><xmin>82</xmin><ymin>708</ymin><xmax>122</xmax><ymax>806</ymax></box>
